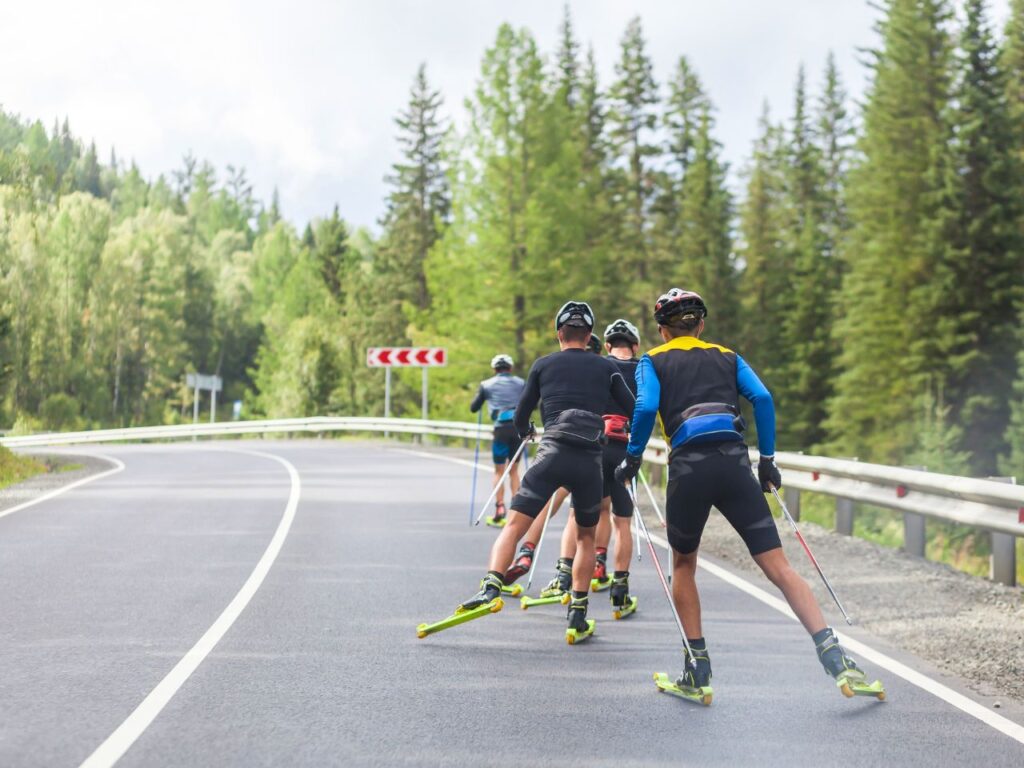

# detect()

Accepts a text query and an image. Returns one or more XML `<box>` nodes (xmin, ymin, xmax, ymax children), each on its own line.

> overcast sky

<box><xmin>0</xmin><ymin>1</ymin><xmax>1011</xmax><ymax>230</ymax></box>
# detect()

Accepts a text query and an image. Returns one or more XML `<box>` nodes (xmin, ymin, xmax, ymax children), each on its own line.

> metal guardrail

<box><xmin>3</xmin><ymin>417</ymin><xmax>1021</xmax><ymax>585</ymax></box>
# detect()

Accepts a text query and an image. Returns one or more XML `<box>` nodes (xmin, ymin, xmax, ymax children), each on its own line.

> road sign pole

<box><xmin>211</xmin><ymin>387</ymin><xmax>217</xmax><ymax>424</ymax></box>
<box><xmin>422</xmin><ymin>367</ymin><xmax>428</xmax><ymax>420</ymax></box>
<box><xmin>384</xmin><ymin>368</ymin><xmax>392</xmax><ymax>418</ymax></box>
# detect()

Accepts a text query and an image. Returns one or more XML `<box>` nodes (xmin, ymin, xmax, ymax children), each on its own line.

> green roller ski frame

<box><xmin>484</xmin><ymin>516</ymin><xmax>507</xmax><ymax>529</ymax></box>
<box><xmin>836</xmin><ymin>671</ymin><xmax>886</xmax><ymax>701</ymax></box>
<box><xmin>653</xmin><ymin>672</ymin><xmax>713</xmax><ymax>706</ymax></box>
<box><xmin>612</xmin><ymin>596</ymin><xmax>638</xmax><ymax>620</ymax></box>
<box><xmin>416</xmin><ymin>597</ymin><xmax>504</xmax><ymax>639</ymax></box>
<box><xmin>501</xmin><ymin>583</ymin><xmax>523</xmax><ymax>597</ymax></box>
<box><xmin>590</xmin><ymin>576</ymin><xmax>612</xmax><ymax>592</ymax></box>
<box><xmin>566</xmin><ymin>619</ymin><xmax>596</xmax><ymax>645</ymax></box>
<box><xmin>520</xmin><ymin>593</ymin><xmax>565</xmax><ymax>610</ymax></box>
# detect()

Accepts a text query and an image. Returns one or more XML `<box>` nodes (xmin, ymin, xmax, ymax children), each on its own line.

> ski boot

<box><xmin>653</xmin><ymin>639</ymin><xmax>713</xmax><ymax>705</ymax></box>
<box><xmin>814</xmin><ymin>627</ymin><xmax>886</xmax><ymax>700</ymax></box>
<box><xmin>485</xmin><ymin>502</ymin><xmax>508</xmax><ymax>528</ymax></box>
<box><xmin>609</xmin><ymin>571</ymin><xmax>638</xmax><ymax>620</ymax></box>
<box><xmin>417</xmin><ymin>572</ymin><xmax>504</xmax><ymax>639</ymax></box>
<box><xmin>565</xmin><ymin>593</ymin><xmax>596</xmax><ymax>645</ymax></box>
<box><xmin>590</xmin><ymin>547</ymin><xmax>612</xmax><ymax>592</ymax></box>
<box><xmin>504</xmin><ymin>542</ymin><xmax>535</xmax><ymax>584</ymax></box>
<box><xmin>521</xmin><ymin>558</ymin><xmax>572</xmax><ymax>609</ymax></box>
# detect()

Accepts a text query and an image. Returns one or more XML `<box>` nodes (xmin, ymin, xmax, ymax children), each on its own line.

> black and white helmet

<box><xmin>603</xmin><ymin>318</ymin><xmax>640</xmax><ymax>345</ymax></box>
<box><xmin>490</xmin><ymin>354</ymin><xmax>513</xmax><ymax>371</ymax></box>
<box><xmin>554</xmin><ymin>300</ymin><xmax>595</xmax><ymax>331</ymax></box>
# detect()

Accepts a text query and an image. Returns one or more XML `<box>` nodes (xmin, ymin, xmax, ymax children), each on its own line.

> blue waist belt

<box><xmin>670</xmin><ymin>413</ymin><xmax>743</xmax><ymax>449</ymax></box>
<box><xmin>495</xmin><ymin>408</ymin><xmax>516</xmax><ymax>424</ymax></box>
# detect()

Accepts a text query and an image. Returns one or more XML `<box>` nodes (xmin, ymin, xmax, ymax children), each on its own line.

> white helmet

<box><xmin>491</xmin><ymin>354</ymin><xmax>514</xmax><ymax>370</ymax></box>
<box><xmin>604</xmin><ymin>319</ymin><xmax>640</xmax><ymax>345</ymax></box>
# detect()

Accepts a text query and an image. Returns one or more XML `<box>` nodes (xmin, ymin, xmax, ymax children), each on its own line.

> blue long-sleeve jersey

<box><xmin>626</xmin><ymin>336</ymin><xmax>776</xmax><ymax>457</ymax></box>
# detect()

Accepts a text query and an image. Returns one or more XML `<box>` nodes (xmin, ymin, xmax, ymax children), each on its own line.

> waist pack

<box><xmin>602</xmin><ymin>414</ymin><xmax>630</xmax><ymax>443</ymax></box>
<box><xmin>544</xmin><ymin>409</ymin><xmax>607</xmax><ymax>449</ymax></box>
<box><xmin>671</xmin><ymin>402</ymin><xmax>746</xmax><ymax>449</ymax></box>
<box><xmin>492</xmin><ymin>407</ymin><xmax>516</xmax><ymax>423</ymax></box>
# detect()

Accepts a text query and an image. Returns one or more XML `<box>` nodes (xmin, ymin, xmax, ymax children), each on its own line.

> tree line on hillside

<box><xmin>2</xmin><ymin>0</ymin><xmax>1024</xmax><ymax>480</ymax></box>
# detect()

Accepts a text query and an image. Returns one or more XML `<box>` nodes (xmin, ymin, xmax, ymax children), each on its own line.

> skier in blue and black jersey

<box><xmin>616</xmin><ymin>288</ymin><xmax>880</xmax><ymax>700</ymax></box>
<box><xmin>470</xmin><ymin>354</ymin><xmax>526</xmax><ymax>528</ymax></box>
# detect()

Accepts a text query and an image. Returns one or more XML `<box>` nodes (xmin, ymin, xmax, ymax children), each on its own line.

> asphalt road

<box><xmin>1</xmin><ymin>440</ymin><xmax>1022</xmax><ymax>767</ymax></box>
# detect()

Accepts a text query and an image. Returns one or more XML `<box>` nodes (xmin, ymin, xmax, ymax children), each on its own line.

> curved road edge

<box><xmin>0</xmin><ymin>452</ymin><xmax>126</xmax><ymax>522</ymax></box>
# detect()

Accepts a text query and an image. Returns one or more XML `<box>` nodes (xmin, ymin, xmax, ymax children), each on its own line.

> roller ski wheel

<box><xmin>837</xmin><ymin>672</ymin><xmax>886</xmax><ymax>701</ymax></box>
<box><xmin>652</xmin><ymin>672</ymin><xmax>712</xmax><ymax>706</ymax></box>
<box><xmin>500</xmin><ymin>583</ymin><xmax>523</xmax><ymax>597</ymax></box>
<box><xmin>520</xmin><ymin>593</ymin><xmax>564</xmax><ymax>609</ymax></box>
<box><xmin>416</xmin><ymin>597</ymin><xmax>504</xmax><ymax>639</ymax></box>
<box><xmin>612</xmin><ymin>596</ymin><xmax>638</xmax><ymax>620</ymax></box>
<box><xmin>566</xmin><ymin>619</ymin><xmax>596</xmax><ymax>645</ymax></box>
<box><xmin>590</xmin><ymin>576</ymin><xmax>612</xmax><ymax>592</ymax></box>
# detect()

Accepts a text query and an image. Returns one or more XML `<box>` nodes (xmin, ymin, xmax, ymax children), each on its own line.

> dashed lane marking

<box><xmin>409</xmin><ymin>446</ymin><xmax>1024</xmax><ymax>747</ymax></box>
<box><xmin>79</xmin><ymin>449</ymin><xmax>302</xmax><ymax>768</ymax></box>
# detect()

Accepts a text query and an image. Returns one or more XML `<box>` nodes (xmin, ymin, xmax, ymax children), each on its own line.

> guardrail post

<box><xmin>835</xmin><ymin>498</ymin><xmax>854</xmax><ymax>536</ymax></box>
<box><xmin>903</xmin><ymin>513</ymin><xmax>926</xmax><ymax>558</ymax></box>
<box><xmin>987</xmin><ymin>477</ymin><xmax>1017</xmax><ymax>587</ymax></box>
<box><xmin>783</xmin><ymin>486</ymin><xmax>800</xmax><ymax>522</ymax></box>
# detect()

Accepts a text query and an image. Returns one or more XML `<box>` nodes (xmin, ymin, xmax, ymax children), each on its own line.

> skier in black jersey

<box><xmin>458</xmin><ymin>301</ymin><xmax>635</xmax><ymax>644</ymax></box>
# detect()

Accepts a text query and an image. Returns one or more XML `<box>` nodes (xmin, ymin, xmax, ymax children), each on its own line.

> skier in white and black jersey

<box><xmin>456</xmin><ymin>300</ymin><xmax>635</xmax><ymax>644</ymax></box>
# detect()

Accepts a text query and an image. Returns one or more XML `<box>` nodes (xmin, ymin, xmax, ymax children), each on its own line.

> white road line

<box><xmin>0</xmin><ymin>454</ymin><xmax>126</xmax><ymax>522</ymax></box>
<box><xmin>414</xmin><ymin>447</ymin><xmax>1024</xmax><ymax>746</ymax></box>
<box><xmin>79</xmin><ymin>449</ymin><xmax>302</xmax><ymax>768</ymax></box>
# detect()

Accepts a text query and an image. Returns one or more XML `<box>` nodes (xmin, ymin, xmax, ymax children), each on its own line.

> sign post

<box><xmin>367</xmin><ymin>347</ymin><xmax>447</xmax><ymax>425</ymax></box>
<box><xmin>186</xmin><ymin>373</ymin><xmax>224</xmax><ymax>439</ymax></box>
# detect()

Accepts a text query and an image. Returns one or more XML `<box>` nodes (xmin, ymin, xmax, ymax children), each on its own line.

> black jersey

<box><xmin>604</xmin><ymin>357</ymin><xmax>639</xmax><ymax>417</ymax></box>
<box><xmin>513</xmin><ymin>348</ymin><xmax>635</xmax><ymax>435</ymax></box>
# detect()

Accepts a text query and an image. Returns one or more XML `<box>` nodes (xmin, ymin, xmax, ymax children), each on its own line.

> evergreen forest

<box><xmin>3</xmin><ymin>0</ymin><xmax>1024</xmax><ymax>482</ymax></box>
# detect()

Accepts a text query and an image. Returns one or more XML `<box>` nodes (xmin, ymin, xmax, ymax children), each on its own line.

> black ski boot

<box><xmin>565</xmin><ymin>592</ymin><xmax>595</xmax><ymax>644</ymax></box>
<box><xmin>814</xmin><ymin>627</ymin><xmax>885</xmax><ymax>699</ymax></box>
<box><xmin>540</xmin><ymin>557</ymin><xmax>573</xmax><ymax>599</ymax></box>
<box><xmin>610</xmin><ymin>571</ymin><xmax>638</xmax><ymax>619</ymax></box>
<box><xmin>675</xmin><ymin>639</ymin><xmax>712</xmax><ymax>691</ymax></box>
<box><xmin>504</xmin><ymin>542</ymin><xmax>535</xmax><ymax>584</ymax></box>
<box><xmin>591</xmin><ymin>548</ymin><xmax>611</xmax><ymax>591</ymax></box>
<box><xmin>458</xmin><ymin>571</ymin><xmax>503</xmax><ymax>612</ymax></box>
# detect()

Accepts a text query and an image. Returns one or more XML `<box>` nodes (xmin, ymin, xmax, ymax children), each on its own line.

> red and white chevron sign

<box><xmin>366</xmin><ymin>347</ymin><xmax>447</xmax><ymax>367</ymax></box>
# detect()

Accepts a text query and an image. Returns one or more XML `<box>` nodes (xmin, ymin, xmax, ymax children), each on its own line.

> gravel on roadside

<box><xmin>0</xmin><ymin>453</ymin><xmax>117</xmax><ymax>513</ymax></box>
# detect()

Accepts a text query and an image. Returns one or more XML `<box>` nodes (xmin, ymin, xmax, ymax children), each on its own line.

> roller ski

<box><xmin>610</xmin><ymin>572</ymin><xmax>637</xmax><ymax>620</ymax></box>
<box><xmin>501</xmin><ymin>583</ymin><xmax>523</xmax><ymax>597</ymax></box>
<box><xmin>521</xmin><ymin>558</ymin><xmax>572</xmax><ymax>610</ymax></box>
<box><xmin>565</xmin><ymin>594</ymin><xmax>596</xmax><ymax>645</ymax></box>
<box><xmin>503</xmin><ymin>542</ymin><xmax>535</xmax><ymax>584</ymax></box>
<box><xmin>653</xmin><ymin>640</ymin><xmax>713</xmax><ymax>706</ymax></box>
<box><xmin>417</xmin><ymin>573</ymin><xmax>504</xmax><ymax>639</ymax></box>
<box><xmin>814</xmin><ymin>627</ymin><xmax>886</xmax><ymax>701</ymax></box>
<box><xmin>590</xmin><ymin>548</ymin><xmax>612</xmax><ymax>592</ymax></box>
<box><xmin>484</xmin><ymin>502</ymin><xmax>508</xmax><ymax>528</ymax></box>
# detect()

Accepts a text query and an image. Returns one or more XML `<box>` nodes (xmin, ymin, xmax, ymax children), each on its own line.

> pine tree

<box><xmin>827</xmin><ymin>0</ymin><xmax>956</xmax><ymax>462</ymax></box>
<box><xmin>1000</xmin><ymin>307</ymin><xmax>1024</xmax><ymax>478</ymax></box>
<box><xmin>943</xmin><ymin>0</ymin><xmax>1023</xmax><ymax>473</ymax></box>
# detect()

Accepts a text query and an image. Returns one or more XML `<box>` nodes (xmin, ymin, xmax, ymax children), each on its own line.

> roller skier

<box><xmin>437</xmin><ymin>301</ymin><xmax>635</xmax><ymax>644</ymax></box>
<box><xmin>546</xmin><ymin>319</ymin><xmax>642</xmax><ymax>617</ymax></box>
<box><xmin>470</xmin><ymin>354</ymin><xmax>526</xmax><ymax>528</ymax></box>
<box><xmin>616</xmin><ymin>288</ymin><xmax>884</xmax><ymax>702</ymax></box>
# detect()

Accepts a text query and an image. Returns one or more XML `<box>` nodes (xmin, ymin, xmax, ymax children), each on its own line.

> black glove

<box><xmin>614</xmin><ymin>453</ymin><xmax>643</xmax><ymax>485</ymax></box>
<box><xmin>520</xmin><ymin>421</ymin><xmax>537</xmax><ymax>441</ymax></box>
<box><xmin>757</xmin><ymin>455</ymin><xmax>782</xmax><ymax>492</ymax></box>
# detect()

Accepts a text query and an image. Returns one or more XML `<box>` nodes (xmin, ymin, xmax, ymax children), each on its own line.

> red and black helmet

<box><xmin>653</xmin><ymin>288</ymin><xmax>707</xmax><ymax>325</ymax></box>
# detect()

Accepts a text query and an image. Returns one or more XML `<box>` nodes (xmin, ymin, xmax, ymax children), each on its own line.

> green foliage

<box><xmin>0</xmin><ymin>444</ymin><xmax>43</xmax><ymax>489</ymax></box>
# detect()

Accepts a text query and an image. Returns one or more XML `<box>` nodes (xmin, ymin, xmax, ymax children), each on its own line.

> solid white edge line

<box><xmin>0</xmin><ymin>454</ymin><xmax>126</xmax><ymax>522</ymax></box>
<box><xmin>78</xmin><ymin>449</ymin><xmax>302</xmax><ymax>768</ymax></box>
<box><xmin>409</xmin><ymin>447</ymin><xmax>1024</xmax><ymax>747</ymax></box>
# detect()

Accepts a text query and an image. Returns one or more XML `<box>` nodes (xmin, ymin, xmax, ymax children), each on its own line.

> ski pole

<box><xmin>638</xmin><ymin>469</ymin><xmax>667</xmax><ymax>527</ymax></box>
<box><xmin>626</xmin><ymin>483</ymin><xmax>697</xmax><ymax>669</ymax></box>
<box><xmin>468</xmin><ymin>411</ymin><xmax>483</xmax><ymax>525</ymax></box>
<box><xmin>525</xmin><ymin>495</ymin><xmax>557</xmax><ymax>590</ymax></box>
<box><xmin>631</xmin><ymin>478</ymin><xmax>641</xmax><ymax>562</ymax></box>
<box><xmin>473</xmin><ymin>439</ymin><xmax>529</xmax><ymax>526</ymax></box>
<box><xmin>769</xmin><ymin>484</ymin><xmax>854</xmax><ymax>626</ymax></box>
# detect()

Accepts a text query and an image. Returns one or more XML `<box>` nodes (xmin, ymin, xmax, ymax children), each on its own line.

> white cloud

<box><xmin>0</xmin><ymin>0</ymin><xmax>1011</xmax><ymax>229</ymax></box>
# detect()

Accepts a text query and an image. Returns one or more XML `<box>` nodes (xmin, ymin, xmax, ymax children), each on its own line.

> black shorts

<box><xmin>665</xmin><ymin>442</ymin><xmax>781</xmax><ymax>556</ymax></box>
<box><xmin>510</xmin><ymin>439</ymin><xmax>603</xmax><ymax>527</ymax></box>
<box><xmin>602</xmin><ymin>440</ymin><xmax>633</xmax><ymax>518</ymax></box>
